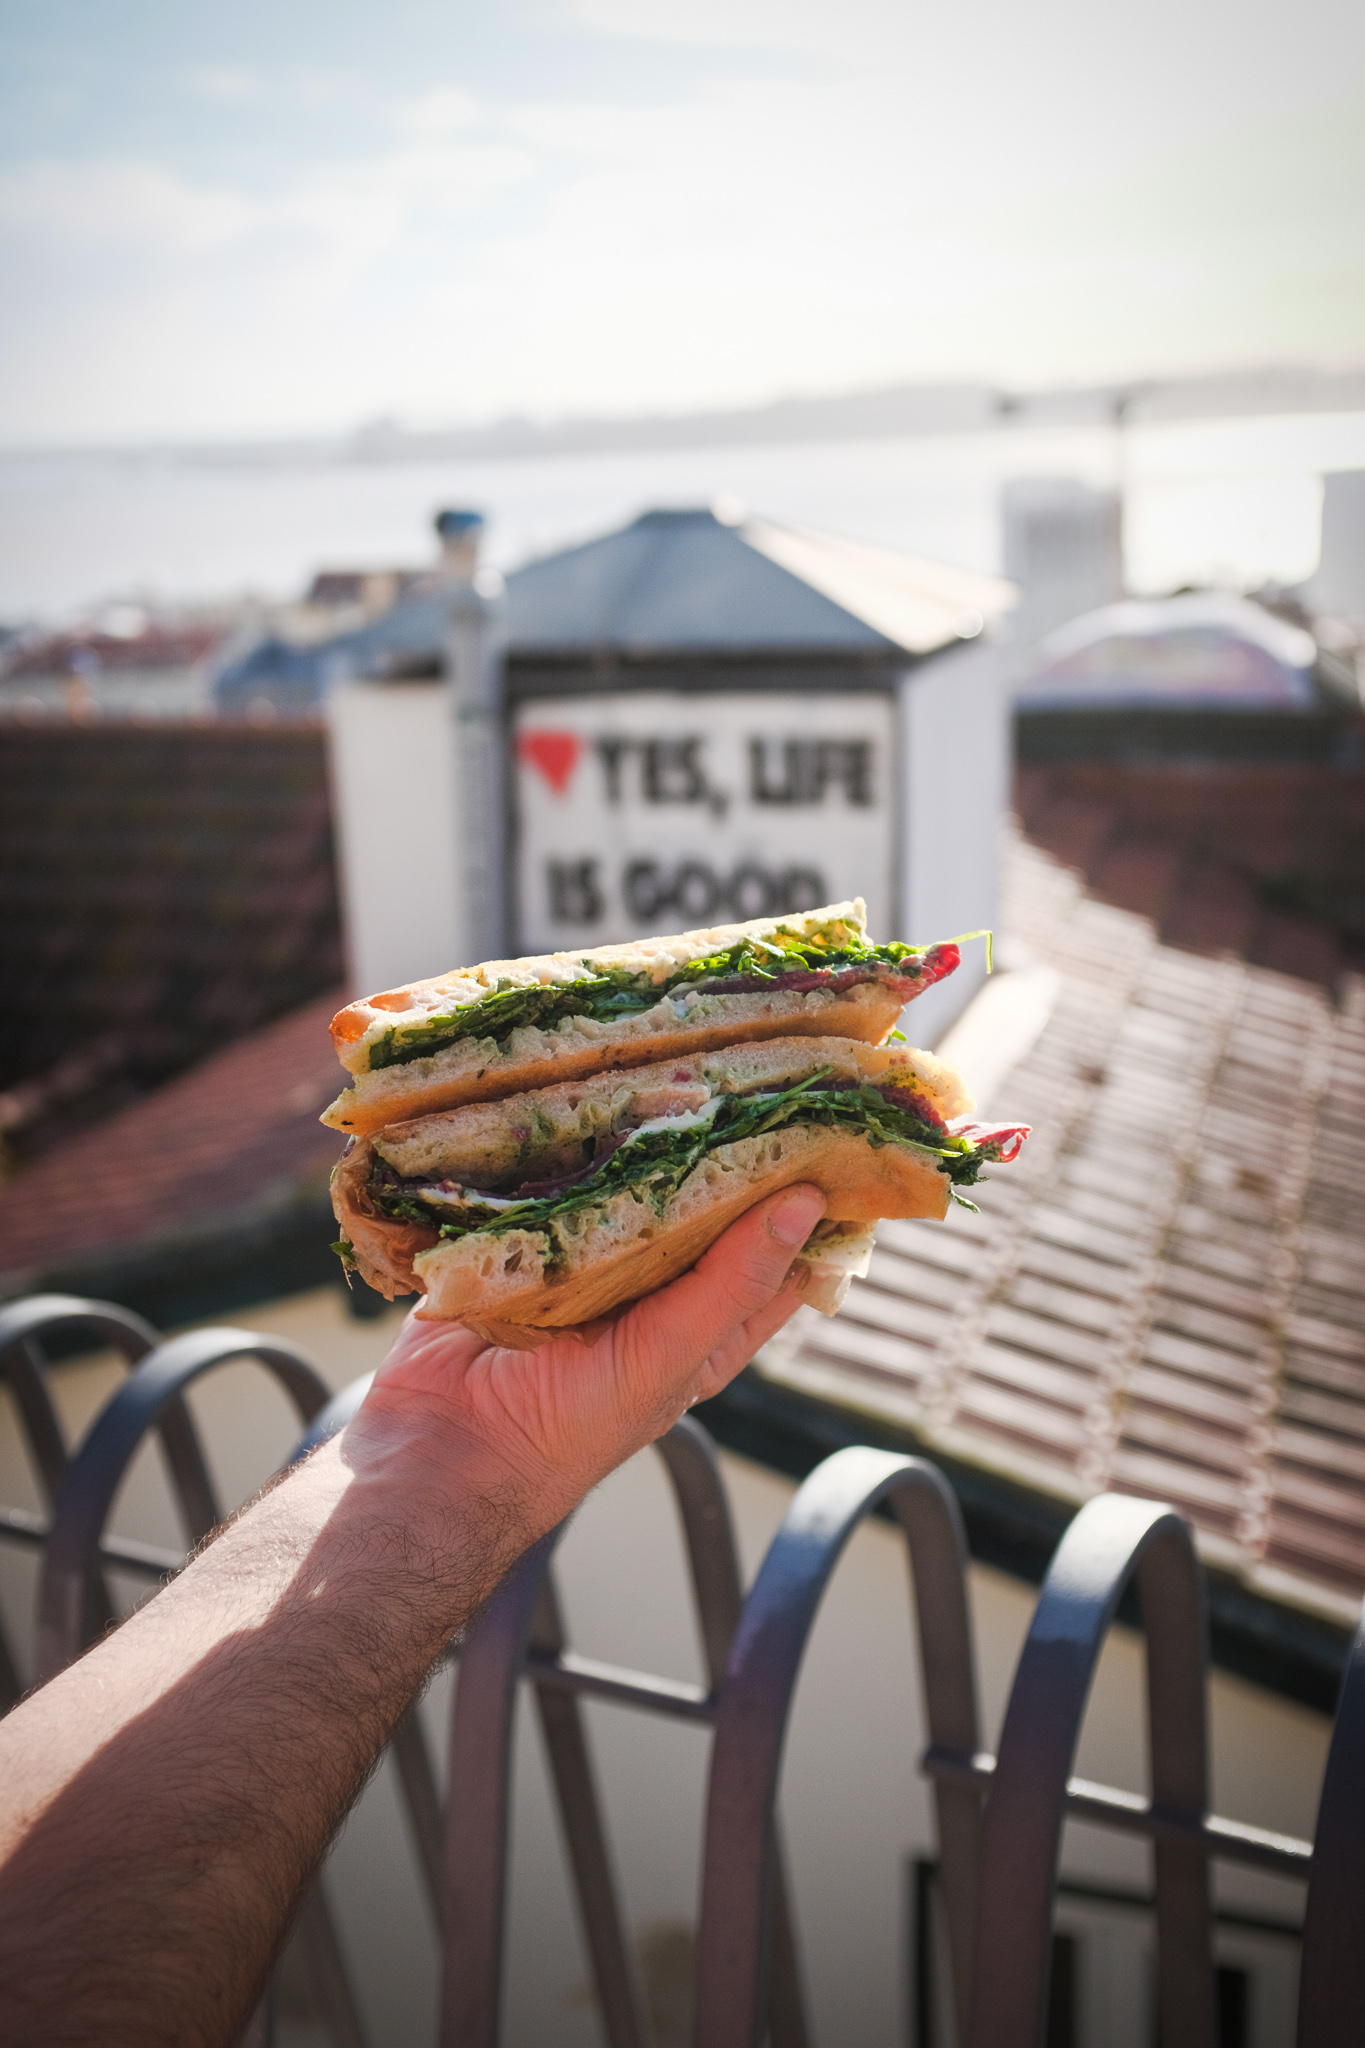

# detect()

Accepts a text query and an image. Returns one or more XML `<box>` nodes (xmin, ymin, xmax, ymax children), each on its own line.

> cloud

<box><xmin>394</xmin><ymin>88</ymin><xmax>482</xmax><ymax>139</ymax></box>
<box><xmin>182</xmin><ymin>65</ymin><xmax>262</xmax><ymax>104</ymax></box>
<box><xmin>0</xmin><ymin>159</ymin><xmax>254</xmax><ymax>255</ymax></box>
<box><xmin>0</xmin><ymin>38</ymin><xmax>1362</xmax><ymax>442</ymax></box>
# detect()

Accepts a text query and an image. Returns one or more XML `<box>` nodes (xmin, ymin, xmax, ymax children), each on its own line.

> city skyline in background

<box><xmin>2</xmin><ymin>0</ymin><xmax>1364</xmax><ymax>446</ymax></box>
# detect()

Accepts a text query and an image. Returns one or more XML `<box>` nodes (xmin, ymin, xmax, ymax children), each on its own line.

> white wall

<box><xmin>327</xmin><ymin>680</ymin><xmax>464</xmax><ymax>998</ymax></box>
<box><xmin>898</xmin><ymin>638</ymin><xmax>1008</xmax><ymax>1048</ymax></box>
<box><xmin>1306</xmin><ymin>470</ymin><xmax>1365</xmax><ymax>616</ymax></box>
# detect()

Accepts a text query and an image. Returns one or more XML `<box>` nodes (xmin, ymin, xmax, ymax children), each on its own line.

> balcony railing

<box><xmin>2</xmin><ymin>1292</ymin><xmax>1360</xmax><ymax>2048</ymax></box>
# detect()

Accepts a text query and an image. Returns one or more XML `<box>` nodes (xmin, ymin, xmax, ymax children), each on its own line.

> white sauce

<box><xmin>412</xmin><ymin>1184</ymin><xmax>530</xmax><ymax>1213</ymax></box>
<box><xmin>617</xmin><ymin>1095</ymin><xmax>727</xmax><ymax>1147</ymax></box>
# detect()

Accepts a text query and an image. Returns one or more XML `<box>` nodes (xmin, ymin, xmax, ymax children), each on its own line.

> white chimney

<box><xmin>328</xmin><ymin>679</ymin><xmax>465</xmax><ymax>997</ymax></box>
<box><xmin>1306</xmin><ymin>471</ymin><xmax>1365</xmax><ymax>617</ymax></box>
<box><xmin>326</xmin><ymin>508</ymin><xmax>505</xmax><ymax>996</ymax></box>
<box><xmin>1002</xmin><ymin>478</ymin><xmax>1123</xmax><ymax>646</ymax></box>
<box><xmin>895</xmin><ymin>634</ymin><xmax>1008</xmax><ymax>1045</ymax></box>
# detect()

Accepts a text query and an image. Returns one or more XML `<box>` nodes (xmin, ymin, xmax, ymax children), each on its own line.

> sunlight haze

<box><xmin>1</xmin><ymin>0</ymin><xmax>1362</xmax><ymax>444</ymax></box>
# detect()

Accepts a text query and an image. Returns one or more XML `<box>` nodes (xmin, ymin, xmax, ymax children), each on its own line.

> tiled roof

<box><xmin>759</xmin><ymin>833</ymin><xmax>1365</xmax><ymax>1625</ymax></box>
<box><xmin>0</xmin><ymin>722</ymin><xmax>343</xmax><ymax>1160</ymax></box>
<box><xmin>0</xmin><ymin>992</ymin><xmax>345</xmax><ymax>1291</ymax></box>
<box><xmin>1016</xmin><ymin>759</ymin><xmax>1365</xmax><ymax>986</ymax></box>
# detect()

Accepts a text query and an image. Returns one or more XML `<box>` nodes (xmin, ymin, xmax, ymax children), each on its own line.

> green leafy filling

<box><xmin>369</xmin><ymin>1072</ymin><xmax>992</xmax><ymax>1262</ymax></box>
<box><xmin>364</xmin><ymin>929</ymin><xmax>928</xmax><ymax>1071</ymax></box>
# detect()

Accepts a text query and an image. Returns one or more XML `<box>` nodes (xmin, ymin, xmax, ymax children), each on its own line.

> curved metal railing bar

<box><xmin>0</xmin><ymin>1296</ymin><xmax>156</xmax><ymax>1499</ymax></box>
<box><xmin>0</xmin><ymin>1296</ymin><xmax>159</xmax><ymax>1705</ymax></box>
<box><xmin>36</xmin><ymin>1327</ymin><xmax>331</xmax><ymax>1684</ymax></box>
<box><xmin>441</xmin><ymin>1414</ymin><xmax>813</xmax><ymax>2048</ymax></box>
<box><xmin>1296</xmin><ymin>1597</ymin><xmax>1365</xmax><ymax>2044</ymax></box>
<box><xmin>33</xmin><ymin>1326</ymin><xmax>365</xmax><ymax>2048</ymax></box>
<box><xmin>441</xmin><ymin>1527</ymin><xmax>570</xmax><ymax>2048</ymax></box>
<box><xmin>523</xmin><ymin>1567</ymin><xmax>652</xmax><ymax>2048</ymax></box>
<box><xmin>690</xmin><ymin>1445</ymin><xmax>981</xmax><ymax>2048</ymax></box>
<box><xmin>966</xmin><ymin>1493</ymin><xmax>1215</xmax><ymax>2048</ymax></box>
<box><xmin>653</xmin><ymin>1423</ymin><xmax>809</xmax><ymax>2048</ymax></box>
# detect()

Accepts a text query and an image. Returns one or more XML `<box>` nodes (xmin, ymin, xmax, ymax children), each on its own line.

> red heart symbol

<box><xmin>518</xmin><ymin>729</ymin><xmax>582</xmax><ymax>796</ymax></box>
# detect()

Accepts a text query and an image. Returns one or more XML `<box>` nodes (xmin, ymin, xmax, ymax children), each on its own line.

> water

<box><xmin>3</xmin><ymin>409</ymin><xmax>1364</xmax><ymax>623</ymax></box>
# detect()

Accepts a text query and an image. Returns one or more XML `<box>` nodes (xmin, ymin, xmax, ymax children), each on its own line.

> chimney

<box><xmin>434</xmin><ymin>508</ymin><xmax>485</xmax><ymax>582</ymax></box>
<box><xmin>1002</xmin><ymin>479</ymin><xmax>1123</xmax><ymax>647</ymax></box>
<box><xmin>326</xmin><ymin>507</ymin><xmax>505</xmax><ymax>997</ymax></box>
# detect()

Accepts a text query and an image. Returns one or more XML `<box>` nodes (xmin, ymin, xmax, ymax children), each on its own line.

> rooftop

<box><xmin>0</xmin><ymin>991</ymin><xmax>346</xmax><ymax>1325</ymax></box>
<box><xmin>0</xmin><ymin>722</ymin><xmax>343</xmax><ymax>1162</ymax></box>
<box><xmin>211</xmin><ymin>507</ymin><xmax>1018</xmax><ymax>710</ymax></box>
<box><xmin>1016</xmin><ymin>758</ymin><xmax>1365</xmax><ymax>986</ymax></box>
<box><xmin>1014</xmin><ymin>592</ymin><xmax>1334</xmax><ymax>713</ymax></box>
<box><xmin>504</xmin><ymin>505</ymin><xmax>1014</xmax><ymax>657</ymax></box>
<box><xmin>756</xmin><ymin>829</ymin><xmax>1365</xmax><ymax>1651</ymax></box>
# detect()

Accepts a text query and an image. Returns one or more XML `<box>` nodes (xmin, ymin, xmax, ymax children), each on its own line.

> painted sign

<box><xmin>513</xmin><ymin>690</ymin><xmax>896</xmax><ymax>951</ymax></box>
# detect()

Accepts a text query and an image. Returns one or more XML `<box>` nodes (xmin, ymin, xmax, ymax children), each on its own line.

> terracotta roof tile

<box><xmin>759</xmin><ymin>828</ymin><xmax>1365</xmax><ymax>1624</ymax></box>
<box><xmin>0</xmin><ymin>991</ymin><xmax>347</xmax><ymax>1284</ymax></box>
<box><xmin>1018</xmin><ymin>759</ymin><xmax>1365</xmax><ymax>986</ymax></box>
<box><xmin>0</xmin><ymin>723</ymin><xmax>343</xmax><ymax>1162</ymax></box>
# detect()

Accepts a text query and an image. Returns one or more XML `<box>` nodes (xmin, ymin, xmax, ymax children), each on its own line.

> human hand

<box><xmin>347</xmin><ymin>1183</ymin><xmax>826</xmax><ymax>1533</ymax></box>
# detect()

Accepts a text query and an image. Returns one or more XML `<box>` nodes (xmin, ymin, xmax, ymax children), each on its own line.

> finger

<box><xmin>688</xmin><ymin>1277</ymin><xmax>809</xmax><ymax>1406</ymax></box>
<box><xmin>616</xmin><ymin>1184</ymin><xmax>825</xmax><ymax>1394</ymax></box>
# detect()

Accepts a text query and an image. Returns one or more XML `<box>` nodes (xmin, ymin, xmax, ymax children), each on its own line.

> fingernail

<box><xmin>765</xmin><ymin>1185</ymin><xmax>825</xmax><ymax>1249</ymax></box>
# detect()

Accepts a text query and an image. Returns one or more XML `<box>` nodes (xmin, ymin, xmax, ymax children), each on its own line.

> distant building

<box><xmin>212</xmin><ymin>508</ymin><xmax>488</xmax><ymax>714</ymax></box>
<box><xmin>213</xmin><ymin>503</ymin><xmax>1013</xmax><ymax>714</ymax></box>
<box><xmin>1001</xmin><ymin>478</ymin><xmax>1124</xmax><ymax>647</ymax></box>
<box><xmin>0</xmin><ymin>609</ymin><xmax>224</xmax><ymax>718</ymax></box>
<box><xmin>1013</xmin><ymin>591</ymin><xmax>1360</xmax><ymax>763</ymax></box>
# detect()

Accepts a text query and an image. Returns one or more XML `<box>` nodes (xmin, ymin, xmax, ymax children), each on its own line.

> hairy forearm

<box><xmin>0</xmin><ymin>1416</ymin><xmax>540</xmax><ymax>2047</ymax></box>
<box><xmin>0</xmin><ymin>1185</ymin><xmax>825</xmax><ymax>2047</ymax></box>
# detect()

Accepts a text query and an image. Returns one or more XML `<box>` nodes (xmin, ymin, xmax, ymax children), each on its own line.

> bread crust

<box><xmin>329</xmin><ymin>1034</ymin><xmax>969</xmax><ymax>1319</ymax></box>
<box><xmin>321</xmin><ymin>979</ymin><xmax>906</xmax><ymax>1134</ymax></box>
<box><xmin>332</xmin><ymin>1138</ymin><xmax>440</xmax><ymax>1298</ymax></box>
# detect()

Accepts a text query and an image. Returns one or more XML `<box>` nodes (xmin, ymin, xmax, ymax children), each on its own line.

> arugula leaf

<box><xmin>369</xmin><ymin>1077</ymin><xmax>995</xmax><ymax>1254</ymax></box>
<box><xmin>365</xmin><ymin>931</ymin><xmax>930</xmax><ymax>1071</ymax></box>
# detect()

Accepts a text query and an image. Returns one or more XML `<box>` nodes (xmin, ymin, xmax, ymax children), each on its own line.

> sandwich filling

<box><xmin>359</xmin><ymin>1067</ymin><xmax>1027</xmax><ymax>1263</ymax></box>
<box><xmin>361</xmin><ymin>933</ymin><xmax>960</xmax><ymax>1074</ymax></box>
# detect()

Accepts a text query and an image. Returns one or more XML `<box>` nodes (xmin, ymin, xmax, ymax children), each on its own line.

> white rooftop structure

<box><xmin>1015</xmin><ymin>591</ymin><xmax>1322</xmax><ymax>712</ymax></box>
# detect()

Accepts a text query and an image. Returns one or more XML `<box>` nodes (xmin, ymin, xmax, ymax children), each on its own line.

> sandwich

<box><xmin>331</xmin><ymin>1033</ymin><xmax>1029</xmax><ymax>1340</ymax></box>
<box><xmin>322</xmin><ymin>899</ymin><xmax>961</xmax><ymax>1136</ymax></box>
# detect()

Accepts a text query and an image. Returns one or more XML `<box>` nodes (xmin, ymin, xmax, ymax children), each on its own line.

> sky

<box><xmin>1</xmin><ymin>0</ymin><xmax>1363</xmax><ymax>445</ymax></box>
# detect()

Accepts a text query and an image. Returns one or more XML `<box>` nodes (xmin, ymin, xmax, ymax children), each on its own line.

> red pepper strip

<box><xmin>951</xmin><ymin>1119</ymin><xmax>1031</xmax><ymax>1163</ymax></box>
<box><xmin>701</xmin><ymin>941</ymin><xmax>961</xmax><ymax>1001</ymax></box>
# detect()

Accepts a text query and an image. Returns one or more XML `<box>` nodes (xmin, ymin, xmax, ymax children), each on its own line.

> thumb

<box><xmin>618</xmin><ymin>1183</ymin><xmax>826</xmax><ymax>1387</ymax></box>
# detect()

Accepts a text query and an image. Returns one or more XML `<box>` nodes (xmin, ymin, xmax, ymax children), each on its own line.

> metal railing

<box><xmin>1</xmin><ymin>1292</ymin><xmax>1358</xmax><ymax>2048</ymax></box>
